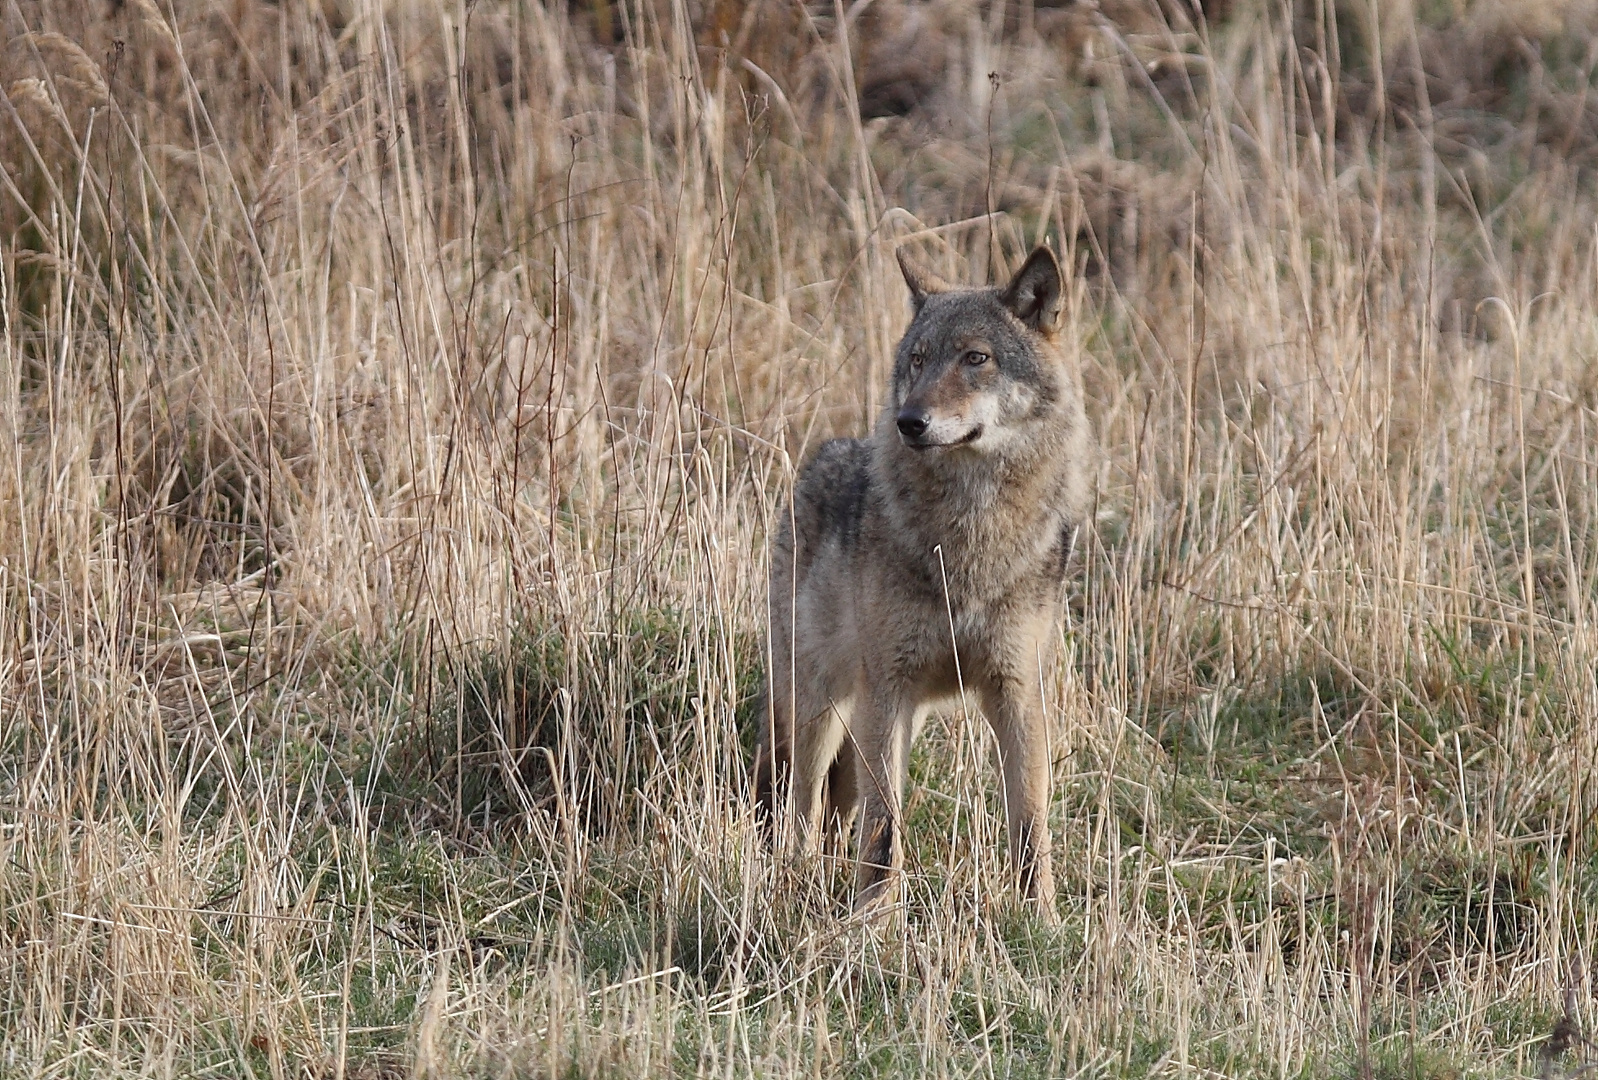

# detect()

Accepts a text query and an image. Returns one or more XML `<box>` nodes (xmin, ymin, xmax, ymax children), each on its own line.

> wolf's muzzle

<box><xmin>898</xmin><ymin>408</ymin><xmax>982</xmax><ymax>449</ymax></box>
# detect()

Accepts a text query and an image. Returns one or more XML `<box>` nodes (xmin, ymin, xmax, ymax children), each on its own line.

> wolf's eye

<box><xmin>909</xmin><ymin>353</ymin><xmax>924</xmax><ymax>370</ymax></box>
<box><xmin>963</xmin><ymin>350</ymin><xmax>990</xmax><ymax>367</ymax></box>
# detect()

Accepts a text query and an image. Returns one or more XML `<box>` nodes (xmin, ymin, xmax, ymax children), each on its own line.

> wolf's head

<box><xmin>889</xmin><ymin>246</ymin><xmax>1075</xmax><ymax>456</ymax></box>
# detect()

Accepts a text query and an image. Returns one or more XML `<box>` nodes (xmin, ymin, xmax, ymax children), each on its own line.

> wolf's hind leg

<box><xmin>853</xmin><ymin>695</ymin><xmax>914</xmax><ymax>913</ymax></box>
<box><xmin>819</xmin><ymin>751</ymin><xmax>858</xmax><ymax>857</ymax></box>
<box><xmin>752</xmin><ymin>686</ymin><xmax>787</xmax><ymax>840</ymax></box>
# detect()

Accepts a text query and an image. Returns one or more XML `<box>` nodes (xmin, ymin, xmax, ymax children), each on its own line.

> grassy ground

<box><xmin>4</xmin><ymin>0</ymin><xmax>1598</xmax><ymax>1075</ymax></box>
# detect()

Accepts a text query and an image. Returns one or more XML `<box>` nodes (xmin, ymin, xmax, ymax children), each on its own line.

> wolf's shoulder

<box><xmin>791</xmin><ymin>437</ymin><xmax>874</xmax><ymax>543</ymax></box>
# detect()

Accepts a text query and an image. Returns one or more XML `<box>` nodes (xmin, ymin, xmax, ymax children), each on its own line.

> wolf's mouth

<box><xmin>906</xmin><ymin>425</ymin><xmax>984</xmax><ymax>450</ymax></box>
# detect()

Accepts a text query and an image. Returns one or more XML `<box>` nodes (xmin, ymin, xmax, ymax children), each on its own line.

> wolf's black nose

<box><xmin>896</xmin><ymin>411</ymin><xmax>929</xmax><ymax>439</ymax></box>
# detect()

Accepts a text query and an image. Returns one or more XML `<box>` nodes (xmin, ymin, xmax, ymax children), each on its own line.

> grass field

<box><xmin>4</xmin><ymin>0</ymin><xmax>1598</xmax><ymax>1075</ymax></box>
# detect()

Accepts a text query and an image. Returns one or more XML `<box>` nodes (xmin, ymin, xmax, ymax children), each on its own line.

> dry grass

<box><xmin>3</xmin><ymin>0</ymin><xmax>1598</xmax><ymax>1075</ymax></box>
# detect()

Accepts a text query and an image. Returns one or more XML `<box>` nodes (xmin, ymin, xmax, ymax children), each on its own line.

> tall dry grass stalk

<box><xmin>2</xmin><ymin>0</ymin><xmax>1597</xmax><ymax>1075</ymax></box>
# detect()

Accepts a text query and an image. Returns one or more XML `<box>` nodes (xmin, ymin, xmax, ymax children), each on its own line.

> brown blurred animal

<box><xmin>755</xmin><ymin>246</ymin><xmax>1097</xmax><ymax>918</ymax></box>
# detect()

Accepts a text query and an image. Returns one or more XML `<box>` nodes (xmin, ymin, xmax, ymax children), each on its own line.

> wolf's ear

<box><xmin>1000</xmin><ymin>246</ymin><xmax>1065</xmax><ymax>335</ymax></box>
<box><xmin>896</xmin><ymin>248</ymin><xmax>952</xmax><ymax>311</ymax></box>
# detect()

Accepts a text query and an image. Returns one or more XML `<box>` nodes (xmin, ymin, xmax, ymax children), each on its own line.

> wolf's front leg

<box><xmin>790</xmin><ymin>699</ymin><xmax>849</xmax><ymax>853</ymax></box>
<box><xmin>980</xmin><ymin>678</ymin><xmax>1058</xmax><ymax>920</ymax></box>
<box><xmin>852</xmin><ymin>695</ymin><xmax>914</xmax><ymax>913</ymax></box>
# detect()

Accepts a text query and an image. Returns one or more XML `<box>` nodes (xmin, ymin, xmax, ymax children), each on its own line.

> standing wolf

<box><xmin>755</xmin><ymin>245</ymin><xmax>1096</xmax><ymax>915</ymax></box>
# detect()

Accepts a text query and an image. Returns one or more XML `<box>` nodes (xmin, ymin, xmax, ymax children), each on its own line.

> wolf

<box><xmin>755</xmin><ymin>245</ymin><xmax>1096</xmax><ymax>916</ymax></box>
